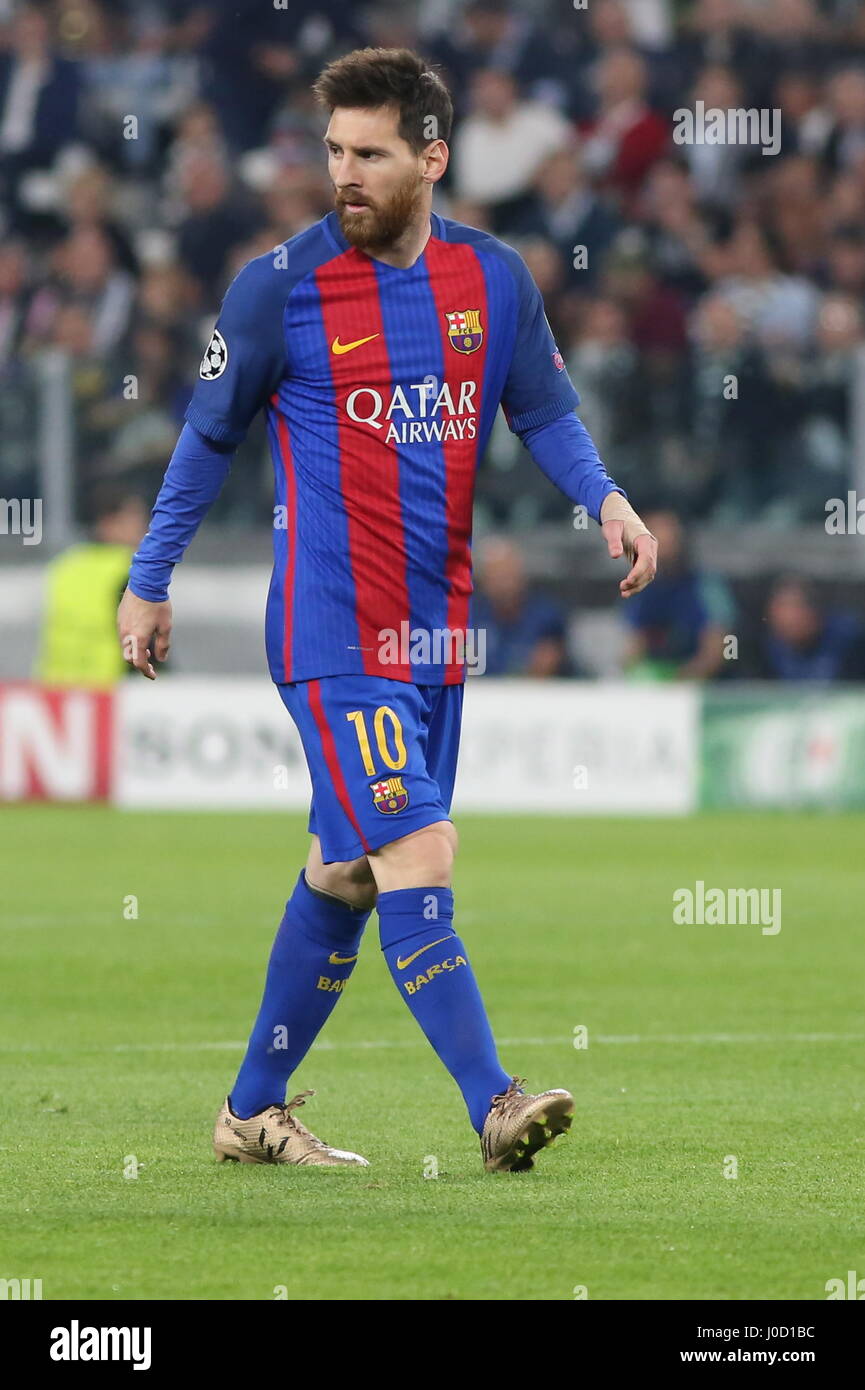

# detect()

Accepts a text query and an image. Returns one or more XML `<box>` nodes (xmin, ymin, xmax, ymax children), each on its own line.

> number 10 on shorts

<box><xmin>346</xmin><ymin>707</ymin><xmax>407</xmax><ymax>775</ymax></box>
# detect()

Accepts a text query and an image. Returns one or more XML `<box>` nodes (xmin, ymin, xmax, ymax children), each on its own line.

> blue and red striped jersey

<box><xmin>184</xmin><ymin>210</ymin><xmax>580</xmax><ymax>685</ymax></box>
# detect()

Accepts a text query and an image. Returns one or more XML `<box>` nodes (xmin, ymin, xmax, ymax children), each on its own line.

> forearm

<box><xmin>127</xmin><ymin>422</ymin><xmax>234</xmax><ymax>601</ymax></box>
<box><xmin>519</xmin><ymin>411</ymin><xmax>623</xmax><ymax>522</ymax></box>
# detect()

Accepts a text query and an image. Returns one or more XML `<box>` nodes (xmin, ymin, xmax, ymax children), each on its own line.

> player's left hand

<box><xmin>601</xmin><ymin>523</ymin><xmax>658</xmax><ymax>599</ymax></box>
<box><xmin>117</xmin><ymin>587</ymin><xmax>172</xmax><ymax>679</ymax></box>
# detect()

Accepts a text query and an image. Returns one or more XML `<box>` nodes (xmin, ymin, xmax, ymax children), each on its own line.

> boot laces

<box><xmin>491</xmin><ymin>1076</ymin><xmax>528</xmax><ymax>1113</ymax></box>
<box><xmin>266</xmin><ymin>1090</ymin><xmax>328</xmax><ymax>1149</ymax></box>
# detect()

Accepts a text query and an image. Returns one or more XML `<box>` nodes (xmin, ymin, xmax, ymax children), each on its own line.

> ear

<box><xmin>423</xmin><ymin>139</ymin><xmax>449</xmax><ymax>184</ymax></box>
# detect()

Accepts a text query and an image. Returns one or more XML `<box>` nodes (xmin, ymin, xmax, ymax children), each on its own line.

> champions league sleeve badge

<box><xmin>199</xmin><ymin>328</ymin><xmax>228</xmax><ymax>380</ymax></box>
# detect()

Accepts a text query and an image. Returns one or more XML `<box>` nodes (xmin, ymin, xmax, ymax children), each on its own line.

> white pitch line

<box><xmin>105</xmin><ymin>1031</ymin><xmax>865</xmax><ymax>1050</ymax></box>
<box><xmin>0</xmin><ymin>916</ymin><xmax>217</xmax><ymax>929</ymax></box>
<box><xmin>0</xmin><ymin>1032</ymin><xmax>862</xmax><ymax>1055</ymax></box>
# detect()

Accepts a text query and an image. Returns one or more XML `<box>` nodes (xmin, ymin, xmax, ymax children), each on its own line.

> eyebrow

<box><xmin>322</xmin><ymin>136</ymin><xmax>390</xmax><ymax>156</ymax></box>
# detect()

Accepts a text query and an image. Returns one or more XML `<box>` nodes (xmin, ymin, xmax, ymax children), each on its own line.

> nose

<box><xmin>334</xmin><ymin>152</ymin><xmax>364</xmax><ymax>188</ymax></box>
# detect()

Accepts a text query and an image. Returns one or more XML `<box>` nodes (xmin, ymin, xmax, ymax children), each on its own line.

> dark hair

<box><xmin>87</xmin><ymin>481</ymin><xmax>144</xmax><ymax>524</ymax></box>
<box><xmin>312</xmin><ymin>47</ymin><xmax>453</xmax><ymax>153</ymax></box>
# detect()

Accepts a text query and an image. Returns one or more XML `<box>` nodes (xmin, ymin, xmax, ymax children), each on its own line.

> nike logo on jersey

<box><xmin>331</xmin><ymin>333</ymin><xmax>380</xmax><ymax>355</ymax></box>
<box><xmin>328</xmin><ymin>951</ymin><xmax>359</xmax><ymax>965</ymax></box>
<box><xmin>396</xmin><ymin>936</ymin><xmax>452</xmax><ymax>970</ymax></box>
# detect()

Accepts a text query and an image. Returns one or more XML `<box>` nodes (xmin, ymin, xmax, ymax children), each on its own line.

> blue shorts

<box><xmin>277</xmin><ymin>675</ymin><xmax>464</xmax><ymax>863</ymax></box>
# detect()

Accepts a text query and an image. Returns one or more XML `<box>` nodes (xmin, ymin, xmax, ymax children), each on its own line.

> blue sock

<box><xmin>230</xmin><ymin>870</ymin><xmax>371</xmax><ymax>1119</ymax></box>
<box><xmin>378</xmin><ymin>886</ymin><xmax>511</xmax><ymax>1132</ymax></box>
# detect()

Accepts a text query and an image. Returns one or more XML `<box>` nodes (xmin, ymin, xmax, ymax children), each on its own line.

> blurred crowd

<box><xmin>470</xmin><ymin>511</ymin><xmax>865</xmax><ymax>680</ymax></box>
<box><xmin>1</xmin><ymin>0</ymin><xmax>864</xmax><ymax>532</ymax></box>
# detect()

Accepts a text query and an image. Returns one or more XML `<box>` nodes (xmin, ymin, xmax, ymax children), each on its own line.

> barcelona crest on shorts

<box><xmin>370</xmin><ymin>776</ymin><xmax>409</xmax><ymax>814</ymax></box>
<box><xmin>446</xmin><ymin>309</ymin><xmax>483</xmax><ymax>354</ymax></box>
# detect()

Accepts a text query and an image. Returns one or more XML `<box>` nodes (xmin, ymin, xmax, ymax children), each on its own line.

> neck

<box><xmin>365</xmin><ymin>206</ymin><xmax>433</xmax><ymax>269</ymax></box>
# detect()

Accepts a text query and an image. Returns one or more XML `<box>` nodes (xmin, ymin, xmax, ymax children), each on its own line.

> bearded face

<box><xmin>335</xmin><ymin>169</ymin><xmax>426</xmax><ymax>253</ymax></box>
<box><xmin>324</xmin><ymin>106</ymin><xmax>438</xmax><ymax>256</ymax></box>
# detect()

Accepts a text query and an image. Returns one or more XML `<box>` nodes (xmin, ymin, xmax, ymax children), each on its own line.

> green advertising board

<box><xmin>702</xmin><ymin>687</ymin><xmax>865</xmax><ymax>810</ymax></box>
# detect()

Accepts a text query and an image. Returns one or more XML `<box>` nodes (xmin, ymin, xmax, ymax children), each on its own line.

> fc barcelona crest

<box><xmin>446</xmin><ymin>308</ymin><xmax>483</xmax><ymax>354</ymax></box>
<box><xmin>371</xmin><ymin>777</ymin><xmax>409</xmax><ymax>814</ymax></box>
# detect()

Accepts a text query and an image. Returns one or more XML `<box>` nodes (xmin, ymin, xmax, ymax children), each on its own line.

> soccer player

<box><xmin>117</xmin><ymin>48</ymin><xmax>657</xmax><ymax>1173</ymax></box>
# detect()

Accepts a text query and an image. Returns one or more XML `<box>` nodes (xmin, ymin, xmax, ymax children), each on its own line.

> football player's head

<box><xmin>313</xmin><ymin>48</ymin><xmax>452</xmax><ymax>252</ymax></box>
<box><xmin>88</xmin><ymin>484</ymin><xmax>149</xmax><ymax>548</ymax></box>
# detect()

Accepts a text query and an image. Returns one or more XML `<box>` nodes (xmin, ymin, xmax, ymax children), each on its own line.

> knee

<box><xmin>371</xmin><ymin>820</ymin><xmax>457</xmax><ymax>891</ymax></box>
<box><xmin>433</xmin><ymin>820</ymin><xmax>458</xmax><ymax>868</ymax></box>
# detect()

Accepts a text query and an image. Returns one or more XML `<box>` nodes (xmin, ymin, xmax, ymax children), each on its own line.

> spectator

<box><xmin>507</xmin><ymin>146</ymin><xmax>621</xmax><ymax>288</ymax></box>
<box><xmin>452</xmin><ymin>68</ymin><xmax>571</xmax><ymax>229</ymax></box>
<box><xmin>0</xmin><ymin>2</ymin><xmax>80</xmax><ymax>218</ymax></box>
<box><xmin>565</xmin><ymin>295</ymin><xmax>653</xmax><ymax>503</ymax></box>
<box><xmin>511</xmin><ymin>235</ymin><xmax>567</xmax><ymax>337</ymax></box>
<box><xmin>427</xmin><ymin>0</ymin><xmax>571</xmax><ymax>120</ymax></box>
<box><xmin>88</xmin><ymin>319</ymin><xmax>193</xmax><ymax>448</ymax></box>
<box><xmin>637</xmin><ymin>157</ymin><xmax>713</xmax><ymax>299</ymax></box>
<box><xmin>579</xmin><ymin>48</ymin><xmax>669</xmax><ymax>211</ymax></box>
<box><xmin>174</xmin><ymin>155</ymin><xmax>263</xmax><ymax>297</ymax></box>
<box><xmin>774</xmin><ymin>69</ymin><xmax>833</xmax><ymax>159</ymax></box>
<box><xmin>818</xmin><ymin>65</ymin><xmax>865</xmax><ymax>173</ymax></box>
<box><xmin>59</xmin><ymin>163</ymin><xmax>138</xmax><ymax>275</ymax></box>
<box><xmin>752</xmin><ymin>0</ymin><xmax>833</xmax><ymax>83</ymax></box>
<box><xmin>757</xmin><ymin>576</ymin><xmax>865</xmax><ymax>680</ymax></box>
<box><xmin>684</xmin><ymin>292</ymin><xmax>777</xmax><ymax>519</ymax></box>
<box><xmin>36</xmin><ymin>483</ymin><xmax>149</xmax><ymax>689</ymax></box>
<box><xmin>199</xmin><ymin>0</ymin><xmax>366</xmax><ymax>152</ymax></box>
<box><xmin>19</xmin><ymin>225</ymin><xmax>134</xmax><ymax>361</ymax></box>
<box><xmin>135</xmin><ymin>262</ymin><xmax>202</xmax><ymax>342</ymax></box>
<box><xmin>715</xmin><ymin>220</ymin><xmax>819</xmax><ymax>351</ymax></box>
<box><xmin>163</xmin><ymin>102</ymin><xmax>229</xmax><ymax>194</ymax></box>
<box><xmin>763</xmin><ymin>157</ymin><xmax>825</xmax><ymax>277</ymax></box>
<box><xmin>80</xmin><ymin>5</ymin><xmax>197</xmax><ymax>174</ymax></box>
<box><xmin>679</xmin><ymin>65</ymin><xmax>761</xmax><ymax>210</ymax></box>
<box><xmin>676</xmin><ymin>0</ymin><xmax>767</xmax><ymax>103</ymax></box>
<box><xmin>52</xmin><ymin>225</ymin><xmax>135</xmax><ymax>355</ymax></box>
<box><xmin>470</xmin><ymin>536</ymin><xmax>571</xmax><ymax>677</ymax></box>
<box><xmin>784</xmin><ymin>294</ymin><xmax>863</xmax><ymax>517</ymax></box>
<box><xmin>600</xmin><ymin>233</ymin><xmax>689</xmax><ymax>449</ymax></box>
<box><xmin>623</xmin><ymin>509</ymin><xmax>734</xmax><ymax>679</ymax></box>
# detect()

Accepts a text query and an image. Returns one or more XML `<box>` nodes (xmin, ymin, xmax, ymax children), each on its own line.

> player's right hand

<box><xmin>117</xmin><ymin>588</ymin><xmax>172</xmax><ymax>680</ymax></box>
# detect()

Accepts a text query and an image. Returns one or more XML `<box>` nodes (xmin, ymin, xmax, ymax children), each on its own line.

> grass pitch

<box><xmin>1</xmin><ymin>807</ymin><xmax>863</xmax><ymax>1301</ymax></box>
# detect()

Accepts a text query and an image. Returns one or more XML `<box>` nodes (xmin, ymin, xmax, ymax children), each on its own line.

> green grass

<box><xmin>1</xmin><ymin>807</ymin><xmax>864</xmax><ymax>1300</ymax></box>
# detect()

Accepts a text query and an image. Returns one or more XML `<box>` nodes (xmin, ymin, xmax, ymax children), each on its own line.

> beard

<box><xmin>335</xmin><ymin>173</ymin><xmax>424</xmax><ymax>252</ymax></box>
